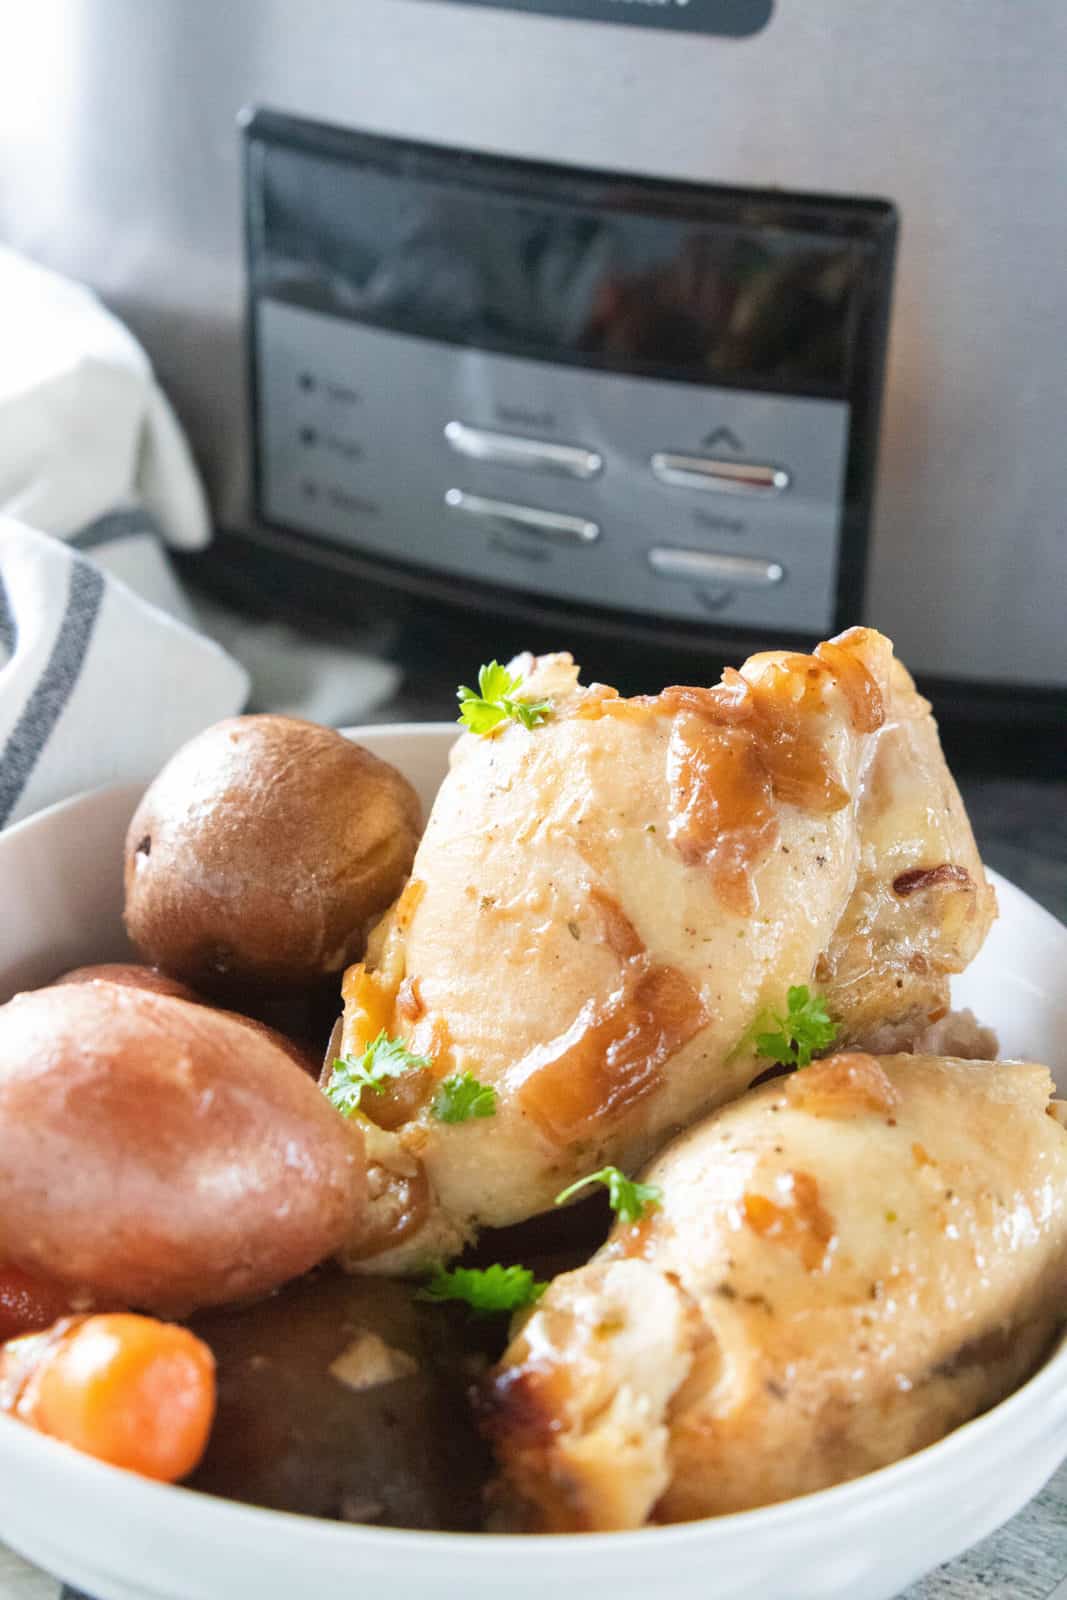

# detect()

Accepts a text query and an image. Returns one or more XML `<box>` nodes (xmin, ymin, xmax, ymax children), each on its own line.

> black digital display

<box><xmin>252</xmin><ymin>138</ymin><xmax>871</xmax><ymax>398</ymax></box>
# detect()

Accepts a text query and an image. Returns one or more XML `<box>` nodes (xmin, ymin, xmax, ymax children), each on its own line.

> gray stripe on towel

<box><xmin>70</xmin><ymin>508</ymin><xmax>163</xmax><ymax>553</ymax></box>
<box><xmin>0</xmin><ymin>573</ymin><xmax>16</xmax><ymax>658</ymax></box>
<box><xmin>0</xmin><ymin>557</ymin><xmax>105</xmax><ymax>828</ymax></box>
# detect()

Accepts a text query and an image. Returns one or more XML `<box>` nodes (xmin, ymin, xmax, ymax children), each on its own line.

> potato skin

<box><xmin>55</xmin><ymin>964</ymin><xmax>206</xmax><ymax>1004</ymax></box>
<box><xmin>0</xmin><ymin>984</ymin><xmax>366</xmax><ymax>1312</ymax></box>
<box><xmin>53</xmin><ymin>965</ymin><xmax>320</xmax><ymax>1077</ymax></box>
<box><xmin>123</xmin><ymin>716</ymin><xmax>422</xmax><ymax>986</ymax></box>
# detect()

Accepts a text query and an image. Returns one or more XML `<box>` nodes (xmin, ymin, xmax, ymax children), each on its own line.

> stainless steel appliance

<box><xmin>247</xmin><ymin>112</ymin><xmax>894</xmax><ymax>641</ymax></box>
<box><xmin>3</xmin><ymin>0</ymin><xmax>1065</xmax><ymax>700</ymax></box>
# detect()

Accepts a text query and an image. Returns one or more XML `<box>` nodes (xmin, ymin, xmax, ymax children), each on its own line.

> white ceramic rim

<box><xmin>0</xmin><ymin>1305</ymin><xmax>1064</xmax><ymax>1562</ymax></box>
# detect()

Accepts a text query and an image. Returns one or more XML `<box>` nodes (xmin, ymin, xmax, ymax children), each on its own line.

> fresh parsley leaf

<box><xmin>457</xmin><ymin>695</ymin><xmax>507</xmax><ymax>736</ymax></box>
<box><xmin>431</xmin><ymin>1071</ymin><xmax>498</xmax><ymax>1124</ymax></box>
<box><xmin>554</xmin><ymin>1165</ymin><xmax>663</xmax><ymax>1225</ymax></box>
<box><xmin>326</xmin><ymin>1031</ymin><xmax>432</xmax><ymax>1117</ymax></box>
<box><xmin>417</xmin><ymin>1263</ymin><xmax>547</xmax><ymax>1315</ymax></box>
<box><xmin>457</xmin><ymin>660</ymin><xmax>552</xmax><ymax>736</ymax></box>
<box><xmin>755</xmin><ymin>984</ymin><xmax>838</xmax><ymax>1069</ymax></box>
<box><xmin>474</xmin><ymin>660</ymin><xmax>515</xmax><ymax>704</ymax></box>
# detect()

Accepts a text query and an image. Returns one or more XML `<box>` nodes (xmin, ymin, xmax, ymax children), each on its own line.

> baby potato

<box><xmin>0</xmin><ymin>983</ymin><xmax>366</xmax><ymax>1313</ymax></box>
<box><xmin>55</xmin><ymin>963</ymin><xmax>206</xmax><ymax>1003</ymax></box>
<box><xmin>53</xmin><ymin>964</ymin><xmax>320</xmax><ymax>1077</ymax></box>
<box><xmin>124</xmin><ymin>716</ymin><xmax>422</xmax><ymax>987</ymax></box>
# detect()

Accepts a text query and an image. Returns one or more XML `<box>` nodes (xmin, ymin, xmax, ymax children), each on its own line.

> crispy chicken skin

<box><xmin>483</xmin><ymin>1054</ymin><xmax>1067</xmax><ymax>1530</ymax></box>
<box><xmin>328</xmin><ymin>630</ymin><xmax>995</xmax><ymax>1270</ymax></box>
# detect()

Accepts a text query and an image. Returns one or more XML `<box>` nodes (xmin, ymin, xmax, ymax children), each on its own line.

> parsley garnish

<box><xmin>554</xmin><ymin>1165</ymin><xmax>662</xmax><ymax>1225</ymax></box>
<box><xmin>431</xmin><ymin>1071</ymin><xmax>498</xmax><ymax>1124</ymax></box>
<box><xmin>417</xmin><ymin>1263</ymin><xmax>547</xmax><ymax>1315</ymax></box>
<box><xmin>326</xmin><ymin>1031</ymin><xmax>432</xmax><ymax>1117</ymax></box>
<box><xmin>457</xmin><ymin>661</ymin><xmax>552</xmax><ymax>736</ymax></box>
<box><xmin>755</xmin><ymin>985</ymin><xmax>838</xmax><ymax>1069</ymax></box>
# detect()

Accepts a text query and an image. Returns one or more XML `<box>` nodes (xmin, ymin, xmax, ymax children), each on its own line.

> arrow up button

<box><xmin>650</xmin><ymin>453</ymin><xmax>791</xmax><ymax>495</ymax></box>
<box><xmin>701</xmin><ymin>425</ymin><xmax>743</xmax><ymax>452</ymax></box>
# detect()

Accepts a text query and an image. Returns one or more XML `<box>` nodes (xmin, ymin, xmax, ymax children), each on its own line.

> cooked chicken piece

<box><xmin>329</xmin><ymin>630</ymin><xmax>995</xmax><ymax>1271</ymax></box>
<box><xmin>818</xmin><ymin>675</ymin><xmax>998</xmax><ymax>1046</ymax></box>
<box><xmin>483</xmin><ymin>1054</ymin><xmax>1067</xmax><ymax>1529</ymax></box>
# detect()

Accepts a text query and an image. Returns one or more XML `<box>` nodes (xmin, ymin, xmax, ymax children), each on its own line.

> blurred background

<box><xmin>1</xmin><ymin>2</ymin><xmax>1064</xmax><ymax>779</ymax></box>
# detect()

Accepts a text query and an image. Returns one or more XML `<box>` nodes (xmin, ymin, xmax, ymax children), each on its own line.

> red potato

<box><xmin>53</xmin><ymin>964</ymin><xmax>320</xmax><ymax>1077</ymax></box>
<box><xmin>0</xmin><ymin>984</ymin><xmax>366</xmax><ymax>1313</ymax></box>
<box><xmin>0</xmin><ymin>1265</ymin><xmax>83</xmax><ymax>1342</ymax></box>
<box><xmin>54</xmin><ymin>964</ymin><xmax>206</xmax><ymax>1004</ymax></box>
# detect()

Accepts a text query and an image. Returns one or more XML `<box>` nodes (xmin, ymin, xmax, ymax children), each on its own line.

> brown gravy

<box><xmin>188</xmin><ymin>1267</ymin><xmax>492</xmax><ymax>1530</ymax></box>
<box><xmin>186</xmin><ymin>1209</ymin><xmax>605</xmax><ymax>1532</ymax></box>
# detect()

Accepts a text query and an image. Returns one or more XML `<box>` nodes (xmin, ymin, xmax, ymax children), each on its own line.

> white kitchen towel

<box><xmin>0</xmin><ymin>246</ymin><xmax>401</xmax><ymax>727</ymax></box>
<box><xmin>68</xmin><ymin>509</ymin><xmax>403</xmax><ymax>728</ymax></box>
<box><xmin>0</xmin><ymin>519</ymin><xmax>248</xmax><ymax>830</ymax></box>
<box><xmin>0</xmin><ymin>247</ymin><xmax>209</xmax><ymax>549</ymax></box>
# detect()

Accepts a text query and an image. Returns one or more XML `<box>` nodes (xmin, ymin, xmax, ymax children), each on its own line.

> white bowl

<box><xmin>0</xmin><ymin>722</ymin><xmax>1065</xmax><ymax>1600</ymax></box>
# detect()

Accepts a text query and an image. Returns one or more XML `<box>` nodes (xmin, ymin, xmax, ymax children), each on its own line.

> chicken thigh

<box><xmin>483</xmin><ymin>1053</ymin><xmax>1067</xmax><ymax>1529</ymax></box>
<box><xmin>328</xmin><ymin>630</ymin><xmax>995</xmax><ymax>1270</ymax></box>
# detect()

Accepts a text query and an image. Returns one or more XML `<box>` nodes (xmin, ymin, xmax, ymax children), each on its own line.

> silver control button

<box><xmin>650</xmin><ymin>453</ymin><xmax>790</xmax><ymax>494</ymax></box>
<box><xmin>648</xmin><ymin>547</ymin><xmax>785</xmax><ymax>586</ymax></box>
<box><xmin>445</xmin><ymin>488</ymin><xmax>600</xmax><ymax>545</ymax></box>
<box><xmin>445</xmin><ymin>420</ymin><xmax>603</xmax><ymax>481</ymax></box>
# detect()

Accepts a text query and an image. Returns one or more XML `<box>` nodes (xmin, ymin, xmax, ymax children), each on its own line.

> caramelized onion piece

<box><xmin>340</xmin><ymin>964</ymin><xmax>396</xmax><ymax>1056</ymax></box>
<box><xmin>567</xmin><ymin>685</ymin><xmax>624</xmax><ymax>721</ymax></box>
<box><xmin>747</xmin><ymin>656</ymin><xmax>851</xmax><ymax>813</ymax></box>
<box><xmin>363</xmin><ymin>1071</ymin><xmax>433</xmax><ymax>1133</ymax></box>
<box><xmin>343</xmin><ymin>1159</ymin><xmax>432</xmax><ymax>1261</ymax></box>
<box><xmin>658</xmin><ymin>674</ymin><xmax>754</xmax><ymax>724</ymax></box>
<box><xmin>815</xmin><ymin>633</ymin><xmax>885</xmax><ymax>734</ymax></box>
<box><xmin>784</xmin><ymin>1053</ymin><xmax>900</xmax><ymax>1118</ymax></box>
<box><xmin>892</xmin><ymin>864</ymin><xmax>975</xmax><ymax>898</ymax></box>
<box><xmin>395</xmin><ymin>977</ymin><xmax>426</xmax><ymax>1023</ymax></box>
<box><xmin>516</xmin><ymin>964</ymin><xmax>706</xmax><ymax>1145</ymax></box>
<box><xmin>514</xmin><ymin>889</ymin><xmax>706</xmax><ymax>1144</ymax></box>
<box><xmin>587</xmin><ymin>887</ymin><xmax>646</xmax><ymax>964</ymax></box>
<box><xmin>663</xmin><ymin>641</ymin><xmax>879</xmax><ymax>901</ymax></box>
<box><xmin>666</xmin><ymin>716</ymin><xmax>778</xmax><ymax>914</ymax></box>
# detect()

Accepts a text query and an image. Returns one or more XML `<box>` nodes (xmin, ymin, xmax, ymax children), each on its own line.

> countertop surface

<box><xmin>3</xmin><ymin>689</ymin><xmax>1065</xmax><ymax>1600</ymax></box>
<box><xmin>956</xmin><ymin>776</ymin><xmax>1067</xmax><ymax>926</ymax></box>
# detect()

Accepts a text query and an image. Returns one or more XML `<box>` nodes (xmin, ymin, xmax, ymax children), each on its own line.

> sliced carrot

<box><xmin>13</xmin><ymin>1313</ymin><xmax>216</xmax><ymax>1482</ymax></box>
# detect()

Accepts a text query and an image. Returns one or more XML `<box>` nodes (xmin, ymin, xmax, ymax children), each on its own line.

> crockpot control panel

<box><xmin>245</xmin><ymin>112</ymin><xmax>896</xmax><ymax>640</ymax></box>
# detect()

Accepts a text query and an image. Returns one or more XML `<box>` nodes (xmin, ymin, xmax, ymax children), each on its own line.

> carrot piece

<box><xmin>5</xmin><ymin>1313</ymin><xmax>216</xmax><ymax>1482</ymax></box>
<box><xmin>0</xmin><ymin>1266</ymin><xmax>77</xmax><ymax>1342</ymax></box>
